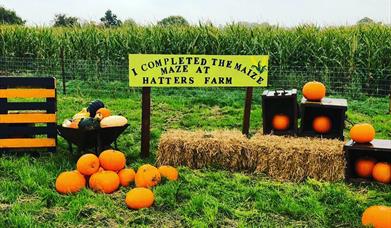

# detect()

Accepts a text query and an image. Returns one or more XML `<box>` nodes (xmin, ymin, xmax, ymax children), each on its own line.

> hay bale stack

<box><xmin>157</xmin><ymin>130</ymin><xmax>256</xmax><ymax>171</ymax></box>
<box><xmin>250</xmin><ymin>133</ymin><xmax>345</xmax><ymax>182</ymax></box>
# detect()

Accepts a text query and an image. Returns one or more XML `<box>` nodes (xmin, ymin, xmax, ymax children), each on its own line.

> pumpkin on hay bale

<box><xmin>250</xmin><ymin>133</ymin><xmax>345</xmax><ymax>182</ymax></box>
<box><xmin>157</xmin><ymin>130</ymin><xmax>257</xmax><ymax>171</ymax></box>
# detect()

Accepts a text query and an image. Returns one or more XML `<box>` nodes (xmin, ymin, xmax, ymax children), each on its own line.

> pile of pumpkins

<box><xmin>62</xmin><ymin>100</ymin><xmax>128</xmax><ymax>130</ymax></box>
<box><xmin>55</xmin><ymin>149</ymin><xmax>178</xmax><ymax>209</ymax></box>
<box><xmin>351</xmin><ymin>124</ymin><xmax>391</xmax><ymax>184</ymax></box>
<box><xmin>272</xmin><ymin>81</ymin><xmax>331</xmax><ymax>133</ymax></box>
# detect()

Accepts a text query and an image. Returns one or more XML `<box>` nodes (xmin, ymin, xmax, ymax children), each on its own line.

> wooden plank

<box><xmin>0</xmin><ymin>138</ymin><xmax>56</xmax><ymax>148</ymax></box>
<box><xmin>0</xmin><ymin>77</ymin><xmax>55</xmax><ymax>89</ymax></box>
<box><xmin>6</xmin><ymin>102</ymin><xmax>50</xmax><ymax>111</ymax></box>
<box><xmin>141</xmin><ymin>87</ymin><xmax>151</xmax><ymax>158</ymax></box>
<box><xmin>0</xmin><ymin>89</ymin><xmax>55</xmax><ymax>98</ymax></box>
<box><xmin>0</xmin><ymin>114</ymin><xmax>56</xmax><ymax>123</ymax></box>
<box><xmin>0</xmin><ymin>126</ymin><xmax>56</xmax><ymax>138</ymax></box>
<box><xmin>242</xmin><ymin>87</ymin><xmax>253</xmax><ymax>137</ymax></box>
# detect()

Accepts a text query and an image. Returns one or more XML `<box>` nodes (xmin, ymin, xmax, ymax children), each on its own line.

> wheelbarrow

<box><xmin>57</xmin><ymin>124</ymin><xmax>129</xmax><ymax>154</ymax></box>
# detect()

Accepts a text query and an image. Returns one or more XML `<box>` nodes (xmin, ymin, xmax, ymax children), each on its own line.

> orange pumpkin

<box><xmin>372</xmin><ymin>162</ymin><xmax>391</xmax><ymax>184</ymax></box>
<box><xmin>158</xmin><ymin>166</ymin><xmax>179</xmax><ymax>181</ymax></box>
<box><xmin>312</xmin><ymin>116</ymin><xmax>332</xmax><ymax>133</ymax></box>
<box><xmin>118</xmin><ymin>168</ymin><xmax>136</xmax><ymax>187</ymax></box>
<box><xmin>135</xmin><ymin>164</ymin><xmax>161</xmax><ymax>188</ymax></box>
<box><xmin>350</xmin><ymin>123</ymin><xmax>375</xmax><ymax>144</ymax></box>
<box><xmin>272</xmin><ymin>114</ymin><xmax>290</xmax><ymax>131</ymax></box>
<box><xmin>95</xmin><ymin>108</ymin><xmax>111</xmax><ymax>120</ymax></box>
<box><xmin>76</xmin><ymin>153</ymin><xmax>100</xmax><ymax>176</ymax></box>
<box><xmin>302</xmin><ymin>81</ymin><xmax>326</xmax><ymax>101</ymax></box>
<box><xmin>55</xmin><ymin>171</ymin><xmax>86</xmax><ymax>194</ymax></box>
<box><xmin>362</xmin><ymin>205</ymin><xmax>391</xmax><ymax>228</ymax></box>
<box><xmin>355</xmin><ymin>158</ymin><xmax>376</xmax><ymax>178</ymax></box>
<box><xmin>99</xmin><ymin>149</ymin><xmax>126</xmax><ymax>172</ymax></box>
<box><xmin>125</xmin><ymin>187</ymin><xmax>154</xmax><ymax>209</ymax></box>
<box><xmin>89</xmin><ymin>170</ymin><xmax>120</xmax><ymax>193</ymax></box>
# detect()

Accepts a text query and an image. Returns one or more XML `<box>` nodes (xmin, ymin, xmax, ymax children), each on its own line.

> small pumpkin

<box><xmin>76</xmin><ymin>153</ymin><xmax>100</xmax><ymax>176</ymax></box>
<box><xmin>99</xmin><ymin>149</ymin><xmax>126</xmax><ymax>172</ymax></box>
<box><xmin>158</xmin><ymin>166</ymin><xmax>179</xmax><ymax>181</ymax></box>
<box><xmin>78</xmin><ymin>117</ymin><xmax>100</xmax><ymax>130</ymax></box>
<box><xmin>62</xmin><ymin>119</ymin><xmax>72</xmax><ymax>128</ymax></box>
<box><xmin>362</xmin><ymin>205</ymin><xmax>391</xmax><ymax>228</ymax></box>
<box><xmin>72</xmin><ymin>108</ymin><xmax>90</xmax><ymax>120</ymax></box>
<box><xmin>118</xmin><ymin>168</ymin><xmax>136</xmax><ymax>187</ymax></box>
<box><xmin>100</xmin><ymin>115</ymin><xmax>127</xmax><ymax>128</ymax></box>
<box><xmin>87</xmin><ymin>100</ymin><xmax>105</xmax><ymax>117</ymax></box>
<box><xmin>312</xmin><ymin>116</ymin><xmax>332</xmax><ymax>133</ymax></box>
<box><xmin>355</xmin><ymin>158</ymin><xmax>376</xmax><ymax>178</ymax></box>
<box><xmin>302</xmin><ymin>81</ymin><xmax>326</xmax><ymax>101</ymax></box>
<box><xmin>135</xmin><ymin>164</ymin><xmax>161</xmax><ymax>188</ymax></box>
<box><xmin>125</xmin><ymin>187</ymin><xmax>154</xmax><ymax>209</ymax></box>
<box><xmin>350</xmin><ymin>123</ymin><xmax>375</xmax><ymax>144</ymax></box>
<box><xmin>272</xmin><ymin>114</ymin><xmax>290</xmax><ymax>131</ymax></box>
<box><xmin>372</xmin><ymin>162</ymin><xmax>391</xmax><ymax>184</ymax></box>
<box><xmin>95</xmin><ymin>108</ymin><xmax>111</xmax><ymax>120</ymax></box>
<box><xmin>55</xmin><ymin>170</ymin><xmax>86</xmax><ymax>194</ymax></box>
<box><xmin>89</xmin><ymin>170</ymin><xmax>120</xmax><ymax>194</ymax></box>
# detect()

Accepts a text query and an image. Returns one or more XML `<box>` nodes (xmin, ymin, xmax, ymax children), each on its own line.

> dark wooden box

<box><xmin>262</xmin><ymin>89</ymin><xmax>298</xmax><ymax>135</ymax></box>
<box><xmin>299</xmin><ymin>97</ymin><xmax>347</xmax><ymax>140</ymax></box>
<box><xmin>344</xmin><ymin>139</ymin><xmax>391</xmax><ymax>183</ymax></box>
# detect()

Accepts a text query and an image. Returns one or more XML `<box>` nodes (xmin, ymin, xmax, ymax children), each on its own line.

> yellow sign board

<box><xmin>129</xmin><ymin>54</ymin><xmax>269</xmax><ymax>87</ymax></box>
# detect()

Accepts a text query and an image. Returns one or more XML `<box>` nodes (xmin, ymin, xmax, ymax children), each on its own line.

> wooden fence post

<box><xmin>141</xmin><ymin>87</ymin><xmax>151</xmax><ymax>158</ymax></box>
<box><xmin>242</xmin><ymin>87</ymin><xmax>253</xmax><ymax>137</ymax></box>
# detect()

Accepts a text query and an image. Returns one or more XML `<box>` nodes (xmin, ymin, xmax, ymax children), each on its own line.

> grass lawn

<box><xmin>0</xmin><ymin>88</ymin><xmax>390</xmax><ymax>227</ymax></box>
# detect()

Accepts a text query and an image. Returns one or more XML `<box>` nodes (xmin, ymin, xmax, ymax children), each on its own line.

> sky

<box><xmin>2</xmin><ymin>0</ymin><xmax>391</xmax><ymax>27</ymax></box>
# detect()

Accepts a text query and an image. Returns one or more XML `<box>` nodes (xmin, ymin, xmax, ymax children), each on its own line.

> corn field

<box><xmin>0</xmin><ymin>24</ymin><xmax>390</xmax><ymax>96</ymax></box>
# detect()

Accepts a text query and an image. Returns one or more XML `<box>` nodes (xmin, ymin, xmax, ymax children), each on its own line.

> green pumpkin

<box><xmin>78</xmin><ymin>117</ymin><xmax>100</xmax><ymax>130</ymax></box>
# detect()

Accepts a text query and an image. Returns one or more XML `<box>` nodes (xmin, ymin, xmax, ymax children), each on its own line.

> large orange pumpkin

<box><xmin>312</xmin><ymin>116</ymin><xmax>332</xmax><ymax>133</ymax></box>
<box><xmin>125</xmin><ymin>187</ymin><xmax>154</xmax><ymax>209</ymax></box>
<box><xmin>350</xmin><ymin>123</ymin><xmax>376</xmax><ymax>144</ymax></box>
<box><xmin>55</xmin><ymin>171</ymin><xmax>86</xmax><ymax>194</ymax></box>
<box><xmin>76</xmin><ymin>153</ymin><xmax>100</xmax><ymax>176</ymax></box>
<box><xmin>99</xmin><ymin>149</ymin><xmax>126</xmax><ymax>172</ymax></box>
<box><xmin>362</xmin><ymin>205</ymin><xmax>391</xmax><ymax>228</ymax></box>
<box><xmin>302</xmin><ymin>81</ymin><xmax>326</xmax><ymax>101</ymax></box>
<box><xmin>372</xmin><ymin>162</ymin><xmax>391</xmax><ymax>184</ymax></box>
<box><xmin>89</xmin><ymin>170</ymin><xmax>120</xmax><ymax>194</ymax></box>
<box><xmin>118</xmin><ymin>168</ymin><xmax>136</xmax><ymax>187</ymax></box>
<box><xmin>355</xmin><ymin>158</ymin><xmax>376</xmax><ymax>178</ymax></box>
<box><xmin>135</xmin><ymin>164</ymin><xmax>161</xmax><ymax>188</ymax></box>
<box><xmin>272</xmin><ymin>114</ymin><xmax>290</xmax><ymax>131</ymax></box>
<box><xmin>158</xmin><ymin>166</ymin><xmax>179</xmax><ymax>181</ymax></box>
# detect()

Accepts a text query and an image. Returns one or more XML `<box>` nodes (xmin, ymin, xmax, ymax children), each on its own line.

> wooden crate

<box><xmin>262</xmin><ymin>89</ymin><xmax>298</xmax><ymax>135</ymax></box>
<box><xmin>299</xmin><ymin>97</ymin><xmax>347</xmax><ymax>140</ymax></box>
<box><xmin>344</xmin><ymin>139</ymin><xmax>391</xmax><ymax>183</ymax></box>
<box><xmin>0</xmin><ymin>77</ymin><xmax>57</xmax><ymax>152</ymax></box>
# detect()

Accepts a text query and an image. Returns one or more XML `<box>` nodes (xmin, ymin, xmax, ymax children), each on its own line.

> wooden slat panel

<box><xmin>5</xmin><ymin>102</ymin><xmax>49</xmax><ymax>111</ymax></box>
<box><xmin>0</xmin><ymin>114</ymin><xmax>56</xmax><ymax>123</ymax></box>
<box><xmin>0</xmin><ymin>126</ymin><xmax>56</xmax><ymax>138</ymax></box>
<box><xmin>0</xmin><ymin>138</ymin><xmax>56</xmax><ymax>148</ymax></box>
<box><xmin>0</xmin><ymin>77</ymin><xmax>55</xmax><ymax>89</ymax></box>
<box><xmin>0</xmin><ymin>89</ymin><xmax>55</xmax><ymax>98</ymax></box>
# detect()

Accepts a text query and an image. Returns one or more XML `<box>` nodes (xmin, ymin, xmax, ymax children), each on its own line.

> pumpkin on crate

<box><xmin>55</xmin><ymin>171</ymin><xmax>86</xmax><ymax>194</ymax></box>
<box><xmin>272</xmin><ymin>114</ymin><xmax>290</xmax><ymax>131</ymax></box>
<box><xmin>312</xmin><ymin>116</ymin><xmax>332</xmax><ymax>133</ymax></box>
<box><xmin>125</xmin><ymin>188</ymin><xmax>154</xmax><ymax>209</ymax></box>
<box><xmin>355</xmin><ymin>158</ymin><xmax>376</xmax><ymax>178</ymax></box>
<box><xmin>100</xmin><ymin>115</ymin><xmax>128</xmax><ymax>128</ymax></box>
<box><xmin>302</xmin><ymin>81</ymin><xmax>326</xmax><ymax>101</ymax></box>
<box><xmin>372</xmin><ymin>162</ymin><xmax>391</xmax><ymax>184</ymax></box>
<box><xmin>350</xmin><ymin>123</ymin><xmax>376</xmax><ymax>144</ymax></box>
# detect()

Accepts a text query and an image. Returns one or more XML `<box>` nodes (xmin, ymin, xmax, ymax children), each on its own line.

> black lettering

<box><xmin>201</xmin><ymin>58</ymin><xmax>207</xmax><ymax>65</ymax></box>
<box><xmin>196</xmin><ymin>66</ymin><xmax>203</xmax><ymax>73</ymax></box>
<box><xmin>154</xmin><ymin>59</ymin><xmax>162</xmax><ymax>67</ymax></box>
<box><xmin>181</xmin><ymin>77</ymin><xmax>187</xmax><ymax>84</ymax></box>
<box><xmin>240</xmin><ymin>67</ymin><xmax>247</xmax><ymax>74</ymax></box>
<box><xmin>226</xmin><ymin>77</ymin><xmax>232</xmax><ymax>84</ymax></box>
<box><xmin>218</xmin><ymin>59</ymin><xmax>225</xmax><ymax>67</ymax></box>
<box><xmin>234</xmin><ymin>63</ymin><xmax>242</xmax><ymax>71</ymax></box>
<box><xmin>141</xmin><ymin>64</ymin><xmax>148</xmax><ymax>71</ymax></box>
<box><xmin>257</xmin><ymin>77</ymin><xmax>264</xmax><ymax>84</ymax></box>
<box><xmin>226</xmin><ymin>60</ymin><xmax>232</xmax><ymax>68</ymax></box>
<box><xmin>204</xmin><ymin>66</ymin><xmax>210</xmax><ymax>74</ymax></box>
<box><xmin>183</xmin><ymin>65</ymin><xmax>189</xmax><ymax>72</ymax></box>
<box><xmin>186</xmin><ymin>57</ymin><xmax>193</xmax><ymax>64</ymax></box>
<box><xmin>150</xmin><ymin>77</ymin><xmax>156</xmax><ymax>84</ymax></box>
<box><xmin>174</xmin><ymin>77</ymin><xmax>180</xmax><ymax>84</ymax></box>
<box><xmin>211</xmin><ymin>58</ymin><xmax>218</xmax><ymax>66</ymax></box>
<box><xmin>161</xmin><ymin>67</ymin><xmax>168</xmax><ymax>75</ymax></box>
<box><xmin>164</xmin><ymin>58</ymin><xmax>169</xmax><ymax>65</ymax></box>
<box><xmin>131</xmin><ymin>68</ymin><xmax>138</xmax><ymax>76</ymax></box>
<box><xmin>171</xmin><ymin>57</ymin><xmax>177</xmax><ymax>65</ymax></box>
<box><xmin>189</xmin><ymin>77</ymin><xmax>194</xmax><ymax>84</ymax></box>
<box><xmin>143</xmin><ymin>77</ymin><xmax>149</xmax><ymax>84</ymax></box>
<box><xmin>179</xmin><ymin>57</ymin><xmax>184</xmax><ymax>65</ymax></box>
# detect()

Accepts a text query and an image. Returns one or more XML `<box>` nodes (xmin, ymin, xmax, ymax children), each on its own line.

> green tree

<box><xmin>53</xmin><ymin>14</ymin><xmax>79</xmax><ymax>27</ymax></box>
<box><xmin>0</xmin><ymin>6</ymin><xmax>25</xmax><ymax>25</ymax></box>
<box><xmin>123</xmin><ymin>18</ymin><xmax>137</xmax><ymax>27</ymax></box>
<box><xmin>100</xmin><ymin>10</ymin><xmax>122</xmax><ymax>27</ymax></box>
<box><xmin>158</xmin><ymin>16</ymin><xmax>189</xmax><ymax>26</ymax></box>
<box><xmin>357</xmin><ymin>17</ymin><xmax>375</xmax><ymax>24</ymax></box>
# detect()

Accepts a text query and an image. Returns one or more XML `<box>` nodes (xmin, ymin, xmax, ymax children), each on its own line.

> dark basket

<box><xmin>57</xmin><ymin>124</ymin><xmax>129</xmax><ymax>153</ymax></box>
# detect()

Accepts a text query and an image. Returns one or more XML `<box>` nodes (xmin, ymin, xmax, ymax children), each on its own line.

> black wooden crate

<box><xmin>262</xmin><ymin>89</ymin><xmax>298</xmax><ymax>135</ymax></box>
<box><xmin>299</xmin><ymin>97</ymin><xmax>347</xmax><ymax>140</ymax></box>
<box><xmin>344</xmin><ymin>139</ymin><xmax>391</xmax><ymax>183</ymax></box>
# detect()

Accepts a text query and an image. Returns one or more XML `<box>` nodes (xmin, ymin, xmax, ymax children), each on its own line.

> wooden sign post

<box><xmin>130</xmin><ymin>54</ymin><xmax>269</xmax><ymax>157</ymax></box>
